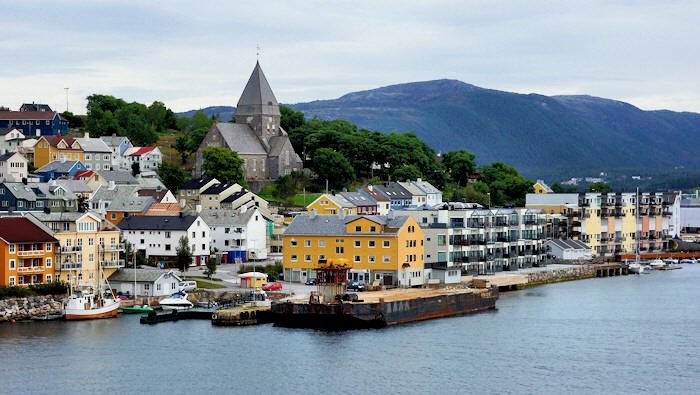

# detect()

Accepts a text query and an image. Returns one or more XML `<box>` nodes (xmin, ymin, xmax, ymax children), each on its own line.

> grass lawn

<box><xmin>188</xmin><ymin>275</ymin><xmax>223</xmax><ymax>282</ymax></box>
<box><xmin>194</xmin><ymin>280</ymin><xmax>227</xmax><ymax>289</ymax></box>
<box><xmin>257</xmin><ymin>192</ymin><xmax>320</xmax><ymax>207</ymax></box>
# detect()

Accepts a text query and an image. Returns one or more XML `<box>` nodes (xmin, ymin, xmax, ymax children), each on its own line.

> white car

<box><xmin>178</xmin><ymin>281</ymin><xmax>197</xmax><ymax>292</ymax></box>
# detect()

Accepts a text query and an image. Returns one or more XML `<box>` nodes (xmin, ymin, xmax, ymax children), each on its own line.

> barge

<box><xmin>271</xmin><ymin>262</ymin><xmax>498</xmax><ymax>329</ymax></box>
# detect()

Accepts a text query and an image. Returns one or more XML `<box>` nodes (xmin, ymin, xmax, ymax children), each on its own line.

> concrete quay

<box><xmin>467</xmin><ymin>263</ymin><xmax>626</xmax><ymax>291</ymax></box>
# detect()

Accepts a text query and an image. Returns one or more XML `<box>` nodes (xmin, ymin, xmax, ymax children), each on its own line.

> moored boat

<box><xmin>211</xmin><ymin>289</ymin><xmax>271</xmax><ymax>326</ymax></box>
<box><xmin>120</xmin><ymin>305</ymin><xmax>154</xmax><ymax>314</ymax></box>
<box><xmin>649</xmin><ymin>258</ymin><xmax>665</xmax><ymax>268</ymax></box>
<box><xmin>159</xmin><ymin>291</ymin><xmax>193</xmax><ymax>310</ymax></box>
<box><xmin>63</xmin><ymin>290</ymin><xmax>121</xmax><ymax>320</ymax></box>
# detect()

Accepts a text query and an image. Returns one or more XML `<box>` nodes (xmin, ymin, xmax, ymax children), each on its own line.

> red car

<box><xmin>262</xmin><ymin>282</ymin><xmax>282</xmax><ymax>291</ymax></box>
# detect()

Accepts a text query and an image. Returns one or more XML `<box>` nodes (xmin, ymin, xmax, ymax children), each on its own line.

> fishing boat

<box><xmin>159</xmin><ymin>291</ymin><xmax>193</xmax><ymax>310</ymax></box>
<box><xmin>120</xmin><ymin>305</ymin><xmax>154</xmax><ymax>314</ymax></box>
<box><xmin>63</xmin><ymin>288</ymin><xmax>121</xmax><ymax>320</ymax></box>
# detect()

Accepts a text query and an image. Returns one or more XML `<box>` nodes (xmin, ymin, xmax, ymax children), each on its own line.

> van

<box><xmin>178</xmin><ymin>281</ymin><xmax>197</xmax><ymax>292</ymax></box>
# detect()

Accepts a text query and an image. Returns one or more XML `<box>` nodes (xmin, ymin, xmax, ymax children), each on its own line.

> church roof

<box><xmin>213</xmin><ymin>122</ymin><xmax>267</xmax><ymax>155</ymax></box>
<box><xmin>235</xmin><ymin>61</ymin><xmax>281</xmax><ymax>117</ymax></box>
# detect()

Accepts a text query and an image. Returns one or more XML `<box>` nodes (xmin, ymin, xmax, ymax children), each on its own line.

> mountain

<box><xmin>179</xmin><ymin>80</ymin><xmax>700</xmax><ymax>180</ymax></box>
<box><xmin>178</xmin><ymin>106</ymin><xmax>236</xmax><ymax>122</ymax></box>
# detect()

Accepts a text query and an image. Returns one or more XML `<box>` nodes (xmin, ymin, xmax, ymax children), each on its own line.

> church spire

<box><xmin>235</xmin><ymin>61</ymin><xmax>280</xmax><ymax>117</ymax></box>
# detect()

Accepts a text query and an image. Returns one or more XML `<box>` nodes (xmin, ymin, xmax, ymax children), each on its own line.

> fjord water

<box><xmin>2</xmin><ymin>266</ymin><xmax>700</xmax><ymax>394</ymax></box>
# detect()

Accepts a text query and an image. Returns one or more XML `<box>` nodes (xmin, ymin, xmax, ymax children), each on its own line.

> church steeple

<box><xmin>235</xmin><ymin>61</ymin><xmax>282</xmax><ymax>141</ymax></box>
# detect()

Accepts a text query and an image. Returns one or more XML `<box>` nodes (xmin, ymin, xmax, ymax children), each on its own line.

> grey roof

<box><xmin>100</xmin><ymin>135</ymin><xmax>130</xmax><ymax>148</ymax></box>
<box><xmin>339</xmin><ymin>191</ymin><xmax>376</xmax><ymax>206</ymax></box>
<box><xmin>199</xmin><ymin>209</ymin><xmax>257</xmax><ymax>226</ymax></box>
<box><xmin>322</xmin><ymin>193</ymin><xmax>355</xmax><ymax>209</ymax></box>
<box><xmin>181</xmin><ymin>177</ymin><xmax>215</xmax><ymax>190</ymax></box>
<box><xmin>285</xmin><ymin>214</ymin><xmax>409</xmax><ymax>236</ymax></box>
<box><xmin>55</xmin><ymin>180</ymin><xmax>92</xmax><ymax>194</ymax></box>
<box><xmin>4</xmin><ymin>182</ymin><xmax>39</xmax><ymax>201</ymax></box>
<box><xmin>268</xmin><ymin>136</ymin><xmax>287</xmax><ymax>157</ymax></box>
<box><xmin>398</xmin><ymin>181</ymin><xmax>425</xmax><ymax>196</ymax></box>
<box><xmin>213</xmin><ymin>122</ymin><xmax>267</xmax><ymax>155</ymax></box>
<box><xmin>92</xmin><ymin>184</ymin><xmax>138</xmax><ymax>203</ymax></box>
<box><xmin>100</xmin><ymin>170</ymin><xmax>137</xmax><ymax>185</ymax></box>
<box><xmin>136</xmin><ymin>177</ymin><xmax>165</xmax><ymax>190</ymax></box>
<box><xmin>0</xmin><ymin>152</ymin><xmax>21</xmax><ymax>162</ymax></box>
<box><xmin>118</xmin><ymin>215</ymin><xmax>198</xmax><ymax>230</ymax></box>
<box><xmin>76</xmin><ymin>137</ymin><xmax>111</xmax><ymax>153</ymax></box>
<box><xmin>235</xmin><ymin>61</ymin><xmax>281</xmax><ymax>117</ymax></box>
<box><xmin>28</xmin><ymin>211</ymin><xmax>93</xmax><ymax>223</ymax></box>
<box><xmin>221</xmin><ymin>190</ymin><xmax>248</xmax><ymax>203</ymax></box>
<box><xmin>108</xmin><ymin>268</ymin><xmax>181</xmax><ymax>283</ymax></box>
<box><xmin>547</xmin><ymin>239</ymin><xmax>591</xmax><ymax>250</ymax></box>
<box><xmin>376</xmin><ymin>182</ymin><xmax>412</xmax><ymax>199</ymax></box>
<box><xmin>2</xmin><ymin>181</ymin><xmax>77</xmax><ymax>201</ymax></box>
<box><xmin>36</xmin><ymin>160</ymin><xmax>81</xmax><ymax>173</ymax></box>
<box><xmin>413</xmin><ymin>180</ymin><xmax>441</xmax><ymax>195</ymax></box>
<box><xmin>108</xmin><ymin>194</ymin><xmax>153</xmax><ymax>212</ymax></box>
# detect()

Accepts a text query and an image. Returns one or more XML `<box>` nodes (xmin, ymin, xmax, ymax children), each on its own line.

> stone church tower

<box><xmin>194</xmin><ymin>62</ymin><xmax>303</xmax><ymax>192</ymax></box>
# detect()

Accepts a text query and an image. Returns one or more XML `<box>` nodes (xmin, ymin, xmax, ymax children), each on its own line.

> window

<box><xmin>383</xmin><ymin>256</ymin><xmax>390</xmax><ymax>263</ymax></box>
<box><xmin>140</xmin><ymin>239</ymin><xmax>145</xmax><ymax>244</ymax></box>
<box><xmin>370</xmin><ymin>226</ymin><xmax>376</xmax><ymax>232</ymax></box>
<box><xmin>9</xmin><ymin>259</ymin><xmax>15</xmax><ymax>269</ymax></box>
<box><xmin>354</xmin><ymin>240</ymin><xmax>361</xmax><ymax>248</ymax></box>
<box><xmin>77</xmin><ymin>238</ymin><xmax>83</xmax><ymax>246</ymax></box>
<box><xmin>202</xmin><ymin>232</ymin><xmax>205</xmax><ymax>237</ymax></box>
<box><xmin>291</xmin><ymin>254</ymin><xmax>298</xmax><ymax>261</ymax></box>
<box><xmin>368</xmin><ymin>255</ymin><xmax>376</xmax><ymax>263</ymax></box>
<box><xmin>304</xmin><ymin>254</ymin><xmax>311</xmax><ymax>262</ymax></box>
<box><xmin>368</xmin><ymin>240</ymin><xmax>376</xmax><ymax>248</ymax></box>
<box><xmin>304</xmin><ymin>240</ymin><xmax>311</xmax><ymax>247</ymax></box>
<box><xmin>9</xmin><ymin>276</ymin><xmax>15</xmax><ymax>287</ymax></box>
<box><xmin>320</xmin><ymin>200</ymin><xmax>328</xmax><ymax>205</ymax></box>
<box><xmin>319</xmin><ymin>254</ymin><xmax>326</xmax><ymax>261</ymax></box>
<box><xmin>157</xmin><ymin>284</ymin><xmax>162</xmax><ymax>291</ymax></box>
<box><xmin>383</xmin><ymin>240</ymin><xmax>390</xmax><ymax>248</ymax></box>
<box><xmin>202</xmin><ymin>244</ymin><xmax>205</xmax><ymax>250</ymax></box>
<box><xmin>111</xmin><ymin>213</ymin><xmax>116</xmax><ymax>220</ymax></box>
<box><xmin>165</xmin><ymin>232</ymin><xmax>171</xmax><ymax>238</ymax></box>
<box><xmin>165</xmin><ymin>244</ymin><xmax>171</xmax><ymax>251</ymax></box>
<box><xmin>144</xmin><ymin>284</ymin><xmax>150</xmax><ymax>291</ymax></box>
<box><xmin>46</xmin><ymin>258</ymin><xmax>52</xmax><ymax>267</ymax></box>
<box><xmin>335</xmin><ymin>246</ymin><xmax>344</xmax><ymax>254</ymax></box>
<box><xmin>192</xmin><ymin>232</ymin><xmax>195</xmax><ymax>238</ymax></box>
<box><xmin>89</xmin><ymin>238</ymin><xmax>94</xmax><ymax>246</ymax></box>
<box><xmin>354</xmin><ymin>255</ymin><xmax>361</xmax><ymax>263</ymax></box>
<box><xmin>355</xmin><ymin>226</ymin><xmax>362</xmax><ymax>232</ymax></box>
<box><xmin>9</xmin><ymin>244</ymin><xmax>15</xmax><ymax>253</ymax></box>
<box><xmin>46</xmin><ymin>274</ymin><xmax>52</xmax><ymax>283</ymax></box>
<box><xmin>290</xmin><ymin>240</ymin><xmax>298</xmax><ymax>247</ymax></box>
<box><xmin>318</xmin><ymin>240</ymin><xmax>326</xmax><ymax>247</ymax></box>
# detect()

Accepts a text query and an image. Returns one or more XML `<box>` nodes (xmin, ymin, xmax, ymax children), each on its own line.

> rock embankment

<box><xmin>527</xmin><ymin>265</ymin><xmax>595</xmax><ymax>285</ymax></box>
<box><xmin>0</xmin><ymin>296</ymin><xmax>64</xmax><ymax>321</ymax></box>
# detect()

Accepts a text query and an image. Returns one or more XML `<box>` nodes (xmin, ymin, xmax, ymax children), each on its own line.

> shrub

<box><xmin>0</xmin><ymin>282</ymin><xmax>68</xmax><ymax>299</ymax></box>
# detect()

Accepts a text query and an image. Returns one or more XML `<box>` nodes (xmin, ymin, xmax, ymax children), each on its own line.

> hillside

<box><xmin>179</xmin><ymin>80</ymin><xmax>700</xmax><ymax>180</ymax></box>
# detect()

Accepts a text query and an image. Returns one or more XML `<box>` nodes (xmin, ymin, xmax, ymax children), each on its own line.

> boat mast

<box><xmin>636</xmin><ymin>187</ymin><xmax>640</xmax><ymax>264</ymax></box>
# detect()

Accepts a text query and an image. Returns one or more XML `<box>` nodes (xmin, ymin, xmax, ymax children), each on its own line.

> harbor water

<box><xmin>2</xmin><ymin>265</ymin><xmax>700</xmax><ymax>394</ymax></box>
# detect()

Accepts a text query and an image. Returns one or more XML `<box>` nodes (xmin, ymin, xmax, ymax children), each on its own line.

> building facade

<box><xmin>0</xmin><ymin>110</ymin><xmax>68</xmax><ymax>137</ymax></box>
<box><xmin>201</xmin><ymin>208</ymin><xmax>269</xmax><ymax>262</ymax></box>
<box><xmin>0</xmin><ymin>152</ymin><xmax>28</xmax><ymax>182</ymax></box>
<box><xmin>33</xmin><ymin>135</ymin><xmax>83</xmax><ymax>169</ymax></box>
<box><xmin>0</xmin><ymin>217</ymin><xmax>58</xmax><ymax>287</ymax></box>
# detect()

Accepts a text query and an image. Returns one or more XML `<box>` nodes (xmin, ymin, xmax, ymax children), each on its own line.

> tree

<box><xmin>122</xmin><ymin>241</ymin><xmax>134</xmax><ymax>268</ymax></box>
<box><xmin>204</xmin><ymin>258</ymin><xmax>217</xmax><ymax>279</ymax></box>
<box><xmin>551</xmin><ymin>182</ymin><xmax>578</xmax><ymax>193</ymax></box>
<box><xmin>311</xmin><ymin>148</ymin><xmax>355</xmax><ymax>191</ymax></box>
<box><xmin>442</xmin><ymin>149</ymin><xmax>476</xmax><ymax>186</ymax></box>
<box><xmin>146</xmin><ymin>101</ymin><xmax>168</xmax><ymax>132</ymax></box>
<box><xmin>392</xmin><ymin>165</ymin><xmax>422</xmax><ymax>181</ymax></box>
<box><xmin>450</xmin><ymin>184</ymin><xmax>489</xmax><ymax>206</ymax></box>
<box><xmin>588</xmin><ymin>182</ymin><xmax>612</xmax><ymax>192</ymax></box>
<box><xmin>201</xmin><ymin>147</ymin><xmax>246</xmax><ymax>186</ymax></box>
<box><xmin>478</xmin><ymin>162</ymin><xmax>534</xmax><ymax>207</ymax></box>
<box><xmin>273</xmin><ymin>171</ymin><xmax>311</xmax><ymax>200</ymax></box>
<box><xmin>280</xmin><ymin>105</ymin><xmax>305</xmax><ymax>131</ymax></box>
<box><xmin>174</xmin><ymin>135</ymin><xmax>189</xmax><ymax>163</ymax></box>
<box><xmin>191</xmin><ymin>110</ymin><xmax>213</xmax><ymax>130</ymax></box>
<box><xmin>61</xmin><ymin>111</ymin><xmax>84</xmax><ymax>128</ymax></box>
<box><xmin>131</xmin><ymin>162</ymin><xmax>140</xmax><ymax>177</ymax></box>
<box><xmin>176</xmin><ymin>236</ymin><xmax>191</xmax><ymax>278</ymax></box>
<box><xmin>186</xmin><ymin>127</ymin><xmax>209</xmax><ymax>153</ymax></box>
<box><xmin>157</xmin><ymin>162</ymin><xmax>190</xmax><ymax>193</ymax></box>
<box><xmin>0</xmin><ymin>106</ymin><xmax>9</xmax><ymax>111</ymax></box>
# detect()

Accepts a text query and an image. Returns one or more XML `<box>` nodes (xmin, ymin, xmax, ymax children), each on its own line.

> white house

<box><xmin>0</xmin><ymin>128</ymin><xmax>26</xmax><ymax>152</ymax></box>
<box><xmin>122</xmin><ymin>146</ymin><xmax>162</xmax><ymax>172</ymax></box>
<box><xmin>108</xmin><ymin>268</ymin><xmax>182</xmax><ymax>297</ymax></box>
<box><xmin>546</xmin><ymin>240</ymin><xmax>592</xmax><ymax>261</ymax></box>
<box><xmin>412</xmin><ymin>179</ymin><xmax>443</xmax><ymax>207</ymax></box>
<box><xmin>100</xmin><ymin>135</ymin><xmax>133</xmax><ymax>170</ymax></box>
<box><xmin>118</xmin><ymin>214</ymin><xmax>211</xmax><ymax>266</ymax></box>
<box><xmin>0</xmin><ymin>151</ymin><xmax>28</xmax><ymax>182</ymax></box>
<box><xmin>200</xmin><ymin>207</ymin><xmax>269</xmax><ymax>261</ymax></box>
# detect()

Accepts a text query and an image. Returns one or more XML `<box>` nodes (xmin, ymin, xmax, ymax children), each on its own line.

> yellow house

<box><xmin>29</xmin><ymin>212</ymin><xmax>124</xmax><ymax>286</ymax></box>
<box><xmin>306</xmin><ymin>193</ymin><xmax>358</xmax><ymax>215</ymax></box>
<box><xmin>239</xmin><ymin>272</ymin><xmax>267</xmax><ymax>288</ymax></box>
<box><xmin>533</xmin><ymin>179</ymin><xmax>553</xmax><ymax>194</ymax></box>
<box><xmin>283</xmin><ymin>214</ymin><xmax>424</xmax><ymax>287</ymax></box>
<box><xmin>34</xmin><ymin>135</ymin><xmax>84</xmax><ymax>169</ymax></box>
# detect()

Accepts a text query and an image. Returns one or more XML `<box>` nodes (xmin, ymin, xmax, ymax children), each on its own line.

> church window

<box><xmin>252</xmin><ymin>159</ymin><xmax>256</xmax><ymax>171</ymax></box>
<box><xmin>262</xmin><ymin>160</ymin><xmax>265</xmax><ymax>172</ymax></box>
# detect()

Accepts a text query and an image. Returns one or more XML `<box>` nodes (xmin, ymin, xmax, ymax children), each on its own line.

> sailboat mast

<box><xmin>636</xmin><ymin>187</ymin><xmax>640</xmax><ymax>264</ymax></box>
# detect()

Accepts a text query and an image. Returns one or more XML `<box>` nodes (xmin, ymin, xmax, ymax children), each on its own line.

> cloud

<box><xmin>1</xmin><ymin>0</ymin><xmax>699</xmax><ymax>113</ymax></box>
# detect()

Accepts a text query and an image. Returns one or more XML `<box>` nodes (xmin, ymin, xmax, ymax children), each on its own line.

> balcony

<box><xmin>571</xmin><ymin>221</ymin><xmax>581</xmax><ymax>227</ymax></box>
<box><xmin>17</xmin><ymin>250</ymin><xmax>45</xmax><ymax>257</ymax></box>
<box><xmin>496</xmin><ymin>236</ymin><xmax>510</xmax><ymax>243</ymax></box>
<box><xmin>579</xmin><ymin>201</ymin><xmax>590</xmax><ymax>207</ymax></box>
<box><xmin>524</xmin><ymin>219</ymin><xmax>537</xmax><ymax>225</ymax></box>
<box><xmin>100</xmin><ymin>243</ymin><xmax>124</xmax><ymax>252</ymax></box>
<box><xmin>60</xmin><ymin>246</ymin><xmax>82</xmax><ymax>253</ymax></box>
<box><xmin>17</xmin><ymin>266</ymin><xmax>45</xmax><ymax>273</ymax></box>
<box><xmin>494</xmin><ymin>220</ymin><xmax>508</xmax><ymax>227</ymax></box>
<box><xmin>102</xmin><ymin>259</ymin><xmax>126</xmax><ymax>269</ymax></box>
<box><xmin>60</xmin><ymin>262</ymin><xmax>82</xmax><ymax>271</ymax></box>
<box><xmin>662</xmin><ymin>210</ymin><xmax>672</xmax><ymax>216</ymax></box>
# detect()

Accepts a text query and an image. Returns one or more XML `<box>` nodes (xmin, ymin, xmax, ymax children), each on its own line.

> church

<box><xmin>194</xmin><ymin>62</ymin><xmax>303</xmax><ymax>192</ymax></box>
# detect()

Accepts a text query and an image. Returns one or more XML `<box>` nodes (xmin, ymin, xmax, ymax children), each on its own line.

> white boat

<box><xmin>64</xmin><ymin>289</ymin><xmax>121</xmax><ymax>320</ymax></box>
<box><xmin>159</xmin><ymin>291</ymin><xmax>193</xmax><ymax>310</ymax></box>
<box><xmin>664</xmin><ymin>259</ymin><xmax>680</xmax><ymax>265</ymax></box>
<box><xmin>629</xmin><ymin>263</ymin><xmax>643</xmax><ymax>274</ymax></box>
<box><xmin>650</xmin><ymin>258</ymin><xmax>665</xmax><ymax>268</ymax></box>
<box><xmin>680</xmin><ymin>258</ymin><xmax>697</xmax><ymax>264</ymax></box>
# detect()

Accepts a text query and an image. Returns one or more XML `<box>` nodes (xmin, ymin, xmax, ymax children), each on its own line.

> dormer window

<box><xmin>355</xmin><ymin>226</ymin><xmax>361</xmax><ymax>232</ymax></box>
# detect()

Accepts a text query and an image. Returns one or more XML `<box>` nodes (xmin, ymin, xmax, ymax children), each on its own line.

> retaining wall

<box><xmin>0</xmin><ymin>295</ymin><xmax>65</xmax><ymax>321</ymax></box>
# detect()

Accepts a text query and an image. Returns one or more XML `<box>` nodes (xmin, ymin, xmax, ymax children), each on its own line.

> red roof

<box><xmin>42</xmin><ymin>135</ymin><xmax>79</xmax><ymax>149</ymax></box>
<box><xmin>73</xmin><ymin>170</ymin><xmax>94</xmax><ymax>179</ymax></box>
<box><xmin>127</xmin><ymin>146</ymin><xmax>157</xmax><ymax>156</ymax></box>
<box><xmin>0</xmin><ymin>218</ymin><xmax>57</xmax><ymax>243</ymax></box>
<box><xmin>0</xmin><ymin>111</ymin><xmax>58</xmax><ymax>120</ymax></box>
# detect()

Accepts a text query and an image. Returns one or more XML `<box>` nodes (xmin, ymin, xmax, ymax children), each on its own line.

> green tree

<box><xmin>273</xmin><ymin>171</ymin><xmax>310</xmax><ymax>200</ymax></box>
<box><xmin>186</xmin><ymin>127</ymin><xmax>209</xmax><ymax>152</ymax></box>
<box><xmin>311</xmin><ymin>148</ymin><xmax>355</xmax><ymax>191</ymax></box>
<box><xmin>392</xmin><ymin>165</ymin><xmax>422</xmax><ymax>181</ymax></box>
<box><xmin>478</xmin><ymin>162</ymin><xmax>534</xmax><ymax>206</ymax></box>
<box><xmin>191</xmin><ymin>110</ymin><xmax>213</xmax><ymax>130</ymax></box>
<box><xmin>201</xmin><ymin>147</ymin><xmax>246</xmax><ymax>186</ymax></box>
<box><xmin>450</xmin><ymin>184</ymin><xmax>489</xmax><ymax>206</ymax></box>
<box><xmin>280</xmin><ymin>105</ymin><xmax>305</xmax><ymax>131</ymax></box>
<box><xmin>442</xmin><ymin>149</ymin><xmax>476</xmax><ymax>186</ymax></box>
<box><xmin>204</xmin><ymin>258</ymin><xmax>217</xmax><ymax>279</ymax></box>
<box><xmin>588</xmin><ymin>182</ymin><xmax>612</xmax><ymax>192</ymax></box>
<box><xmin>115</xmin><ymin>102</ymin><xmax>156</xmax><ymax>145</ymax></box>
<box><xmin>176</xmin><ymin>115</ymin><xmax>193</xmax><ymax>131</ymax></box>
<box><xmin>176</xmin><ymin>236</ymin><xmax>191</xmax><ymax>278</ymax></box>
<box><xmin>551</xmin><ymin>182</ymin><xmax>578</xmax><ymax>193</ymax></box>
<box><xmin>174</xmin><ymin>135</ymin><xmax>189</xmax><ymax>163</ymax></box>
<box><xmin>61</xmin><ymin>111</ymin><xmax>85</xmax><ymax>128</ymax></box>
<box><xmin>0</xmin><ymin>106</ymin><xmax>9</xmax><ymax>111</ymax></box>
<box><xmin>157</xmin><ymin>162</ymin><xmax>190</xmax><ymax>193</ymax></box>
<box><xmin>146</xmin><ymin>101</ymin><xmax>168</xmax><ymax>132</ymax></box>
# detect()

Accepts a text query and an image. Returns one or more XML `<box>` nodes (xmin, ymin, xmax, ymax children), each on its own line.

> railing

<box><xmin>100</xmin><ymin>243</ymin><xmax>125</xmax><ymax>252</ymax></box>
<box><xmin>60</xmin><ymin>262</ymin><xmax>82</xmax><ymax>270</ymax></box>
<box><xmin>102</xmin><ymin>259</ymin><xmax>126</xmax><ymax>268</ymax></box>
<box><xmin>60</xmin><ymin>246</ymin><xmax>82</xmax><ymax>253</ymax></box>
<box><xmin>17</xmin><ymin>266</ymin><xmax>45</xmax><ymax>273</ymax></box>
<box><xmin>662</xmin><ymin>210</ymin><xmax>672</xmax><ymax>216</ymax></box>
<box><xmin>17</xmin><ymin>250</ymin><xmax>45</xmax><ymax>257</ymax></box>
<box><xmin>524</xmin><ymin>219</ymin><xmax>537</xmax><ymax>225</ymax></box>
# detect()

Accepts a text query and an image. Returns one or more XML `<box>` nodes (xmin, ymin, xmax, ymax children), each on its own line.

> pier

<box><xmin>469</xmin><ymin>263</ymin><xmax>628</xmax><ymax>291</ymax></box>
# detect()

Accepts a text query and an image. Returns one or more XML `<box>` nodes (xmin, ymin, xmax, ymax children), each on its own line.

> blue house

<box><xmin>0</xmin><ymin>110</ymin><xmax>68</xmax><ymax>137</ymax></box>
<box><xmin>34</xmin><ymin>160</ymin><xmax>86</xmax><ymax>182</ymax></box>
<box><xmin>0</xmin><ymin>181</ymin><xmax>78</xmax><ymax>212</ymax></box>
<box><xmin>375</xmin><ymin>182</ymin><xmax>414</xmax><ymax>209</ymax></box>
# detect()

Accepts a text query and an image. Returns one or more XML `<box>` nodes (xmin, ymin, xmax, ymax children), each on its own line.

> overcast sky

<box><xmin>2</xmin><ymin>0</ymin><xmax>699</xmax><ymax>114</ymax></box>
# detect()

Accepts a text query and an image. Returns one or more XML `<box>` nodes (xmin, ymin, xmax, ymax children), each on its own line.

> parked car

<box><xmin>178</xmin><ymin>281</ymin><xmax>197</xmax><ymax>292</ymax></box>
<box><xmin>347</xmin><ymin>282</ymin><xmax>365</xmax><ymax>292</ymax></box>
<box><xmin>305</xmin><ymin>279</ymin><xmax>317</xmax><ymax>286</ymax></box>
<box><xmin>262</xmin><ymin>282</ymin><xmax>283</xmax><ymax>291</ymax></box>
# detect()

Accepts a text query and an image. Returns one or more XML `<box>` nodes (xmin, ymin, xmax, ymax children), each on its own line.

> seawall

<box><xmin>0</xmin><ymin>295</ymin><xmax>65</xmax><ymax>321</ymax></box>
<box><xmin>523</xmin><ymin>265</ymin><xmax>596</xmax><ymax>287</ymax></box>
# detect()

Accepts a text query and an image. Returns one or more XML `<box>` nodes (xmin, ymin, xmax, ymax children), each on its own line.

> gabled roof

<box><xmin>199</xmin><ymin>209</ymin><xmax>258</xmax><ymax>226</ymax></box>
<box><xmin>108</xmin><ymin>268</ymin><xmax>181</xmax><ymax>283</ymax></box>
<box><xmin>0</xmin><ymin>111</ymin><xmax>58</xmax><ymax>120</ymax></box>
<box><xmin>0</xmin><ymin>217</ymin><xmax>57</xmax><ymax>243</ymax></box>
<box><xmin>76</xmin><ymin>137</ymin><xmax>111</xmax><ymax>153</ymax></box>
<box><xmin>0</xmin><ymin>152</ymin><xmax>25</xmax><ymax>162</ymax></box>
<box><xmin>339</xmin><ymin>191</ymin><xmax>376</xmax><ymax>206</ymax></box>
<box><xmin>535</xmin><ymin>179</ymin><xmax>554</xmax><ymax>193</ymax></box>
<box><xmin>212</xmin><ymin>122</ymin><xmax>267</xmax><ymax>155</ymax></box>
<box><xmin>235</xmin><ymin>61</ymin><xmax>281</xmax><ymax>117</ymax></box>
<box><xmin>137</xmin><ymin>188</ymin><xmax>170</xmax><ymax>201</ymax></box>
<box><xmin>398</xmin><ymin>181</ymin><xmax>425</xmax><ymax>196</ymax></box>
<box><xmin>40</xmin><ymin>135</ymin><xmax>80</xmax><ymax>150</ymax></box>
<box><xmin>180</xmin><ymin>177</ymin><xmax>217</xmax><ymax>190</ymax></box>
<box><xmin>36</xmin><ymin>160</ymin><xmax>82</xmax><ymax>173</ymax></box>
<box><xmin>0</xmin><ymin>127</ymin><xmax>24</xmax><ymax>136</ymax></box>
<box><xmin>285</xmin><ymin>214</ymin><xmax>409</xmax><ymax>236</ymax></box>
<box><xmin>20</xmin><ymin>103</ymin><xmax>52</xmax><ymax>112</ymax></box>
<box><xmin>145</xmin><ymin>203</ymin><xmax>183</xmax><ymax>216</ymax></box>
<box><xmin>100</xmin><ymin>135</ymin><xmax>130</xmax><ymax>147</ymax></box>
<box><xmin>124</xmin><ymin>146</ymin><xmax>158</xmax><ymax>156</ymax></box>
<box><xmin>220</xmin><ymin>190</ymin><xmax>248</xmax><ymax>203</ymax></box>
<box><xmin>107</xmin><ymin>194</ymin><xmax>153</xmax><ymax>213</ymax></box>
<box><xmin>91</xmin><ymin>184</ymin><xmax>138</xmax><ymax>203</ymax></box>
<box><xmin>117</xmin><ymin>215</ymin><xmax>199</xmax><ymax>231</ymax></box>
<box><xmin>73</xmin><ymin>170</ymin><xmax>95</xmax><ymax>179</ymax></box>
<box><xmin>412</xmin><ymin>180</ymin><xmax>441</xmax><ymax>195</ymax></box>
<box><xmin>547</xmin><ymin>239</ymin><xmax>591</xmax><ymax>250</ymax></box>
<box><xmin>99</xmin><ymin>170</ymin><xmax>137</xmax><ymax>185</ymax></box>
<box><xmin>376</xmin><ymin>182</ymin><xmax>412</xmax><ymax>199</ymax></box>
<box><xmin>54</xmin><ymin>179</ymin><xmax>92</xmax><ymax>194</ymax></box>
<box><xmin>28</xmin><ymin>211</ymin><xmax>100</xmax><ymax>224</ymax></box>
<box><xmin>202</xmin><ymin>182</ymin><xmax>240</xmax><ymax>195</ymax></box>
<box><xmin>361</xmin><ymin>186</ymin><xmax>390</xmax><ymax>202</ymax></box>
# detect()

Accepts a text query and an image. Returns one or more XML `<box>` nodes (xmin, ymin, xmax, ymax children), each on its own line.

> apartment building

<box><xmin>200</xmin><ymin>207</ymin><xmax>269</xmax><ymax>261</ymax></box>
<box><xmin>0</xmin><ymin>217</ymin><xmax>58</xmax><ymax>287</ymax></box>
<box><xmin>397</xmin><ymin>205</ymin><xmax>547</xmax><ymax>274</ymax></box>
<box><xmin>28</xmin><ymin>212</ymin><xmax>124</xmax><ymax>286</ymax></box>
<box><xmin>283</xmin><ymin>213</ymin><xmax>424</xmax><ymax>287</ymax></box>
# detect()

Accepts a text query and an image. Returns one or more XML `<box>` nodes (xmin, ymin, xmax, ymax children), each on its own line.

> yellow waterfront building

<box><xmin>283</xmin><ymin>214</ymin><xmax>424</xmax><ymax>287</ymax></box>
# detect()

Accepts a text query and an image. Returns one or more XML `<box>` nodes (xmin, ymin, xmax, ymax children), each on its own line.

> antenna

<box><xmin>256</xmin><ymin>44</ymin><xmax>260</xmax><ymax>61</ymax></box>
<box><xmin>64</xmin><ymin>88</ymin><xmax>69</xmax><ymax>112</ymax></box>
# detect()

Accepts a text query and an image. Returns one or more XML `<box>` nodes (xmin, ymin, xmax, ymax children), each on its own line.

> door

<box><xmin>383</xmin><ymin>275</ymin><xmax>393</xmax><ymax>286</ymax></box>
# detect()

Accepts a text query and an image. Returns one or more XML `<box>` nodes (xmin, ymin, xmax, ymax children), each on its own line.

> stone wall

<box><xmin>0</xmin><ymin>295</ymin><xmax>65</xmax><ymax>321</ymax></box>
<box><xmin>527</xmin><ymin>265</ymin><xmax>595</xmax><ymax>284</ymax></box>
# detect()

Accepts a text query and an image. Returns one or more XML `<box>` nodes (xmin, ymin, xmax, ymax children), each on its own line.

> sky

<box><xmin>2</xmin><ymin>0</ymin><xmax>700</xmax><ymax>114</ymax></box>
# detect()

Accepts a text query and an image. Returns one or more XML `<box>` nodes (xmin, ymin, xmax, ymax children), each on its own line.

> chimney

<box><xmin>84</xmin><ymin>132</ymin><xmax>90</xmax><ymax>139</ymax></box>
<box><xmin>416</xmin><ymin>178</ymin><xmax>422</xmax><ymax>182</ymax></box>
